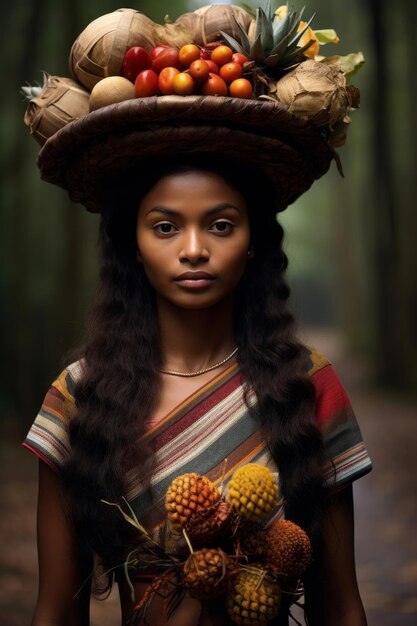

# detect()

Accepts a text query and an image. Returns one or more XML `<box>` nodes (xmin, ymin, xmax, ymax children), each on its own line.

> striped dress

<box><xmin>23</xmin><ymin>347</ymin><xmax>372</xmax><ymax>539</ymax></box>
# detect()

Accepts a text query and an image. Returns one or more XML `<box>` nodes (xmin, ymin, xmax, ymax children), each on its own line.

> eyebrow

<box><xmin>146</xmin><ymin>203</ymin><xmax>242</xmax><ymax>217</ymax></box>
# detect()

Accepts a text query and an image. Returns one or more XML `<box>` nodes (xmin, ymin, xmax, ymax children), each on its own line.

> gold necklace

<box><xmin>160</xmin><ymin>347</ymin><xmax>239</xmax><ymax>377</ymax></box>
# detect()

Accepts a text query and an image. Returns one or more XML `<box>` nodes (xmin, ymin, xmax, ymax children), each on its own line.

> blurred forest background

<box><xmin>1</xmin><ymin>0</ymin><xmax>417</xmax><ymax>435</ymax></box>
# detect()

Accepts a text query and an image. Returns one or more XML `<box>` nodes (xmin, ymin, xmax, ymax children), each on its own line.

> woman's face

<box><xmin>136</xmin><ymin>169</ymin><xmax>251</xmax><ymax>310</ymax></box>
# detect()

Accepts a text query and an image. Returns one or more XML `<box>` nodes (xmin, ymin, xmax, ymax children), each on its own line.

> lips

<box><xmin>174</xmin><ymin>271</ymin><xmax>216</xmax><ymax>289</ymax></box>
<box><xmin>175</xmin><ymin>271</ymin><xmax>215</xmax><ymax>281</ymax></box>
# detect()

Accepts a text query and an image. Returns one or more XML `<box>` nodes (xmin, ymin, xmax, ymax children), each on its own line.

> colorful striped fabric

<box><xmin>23</xmin><ymin>348</ymin><xmax>372</xmax><ymax>534</ymax></box>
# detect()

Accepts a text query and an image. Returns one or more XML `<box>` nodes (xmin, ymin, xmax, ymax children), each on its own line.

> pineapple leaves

<box><xmin>272</xmin><ymin>11</ymin><xmax>291</xmax><ymax>44</ymax></box>
<box><xmin>257</xmin><ymin>8</ymin><xmax>274</xmax><ymax>52</ymax></box>
<box><xmin>250</xmin><ymin>33</ymin><xmax>266</xmax><ymax>63</ymax></box>
<box><xmin>220</xmin><ymin>30</ymin><xmax>247</xmax><ymax>56</ymax></box>
<box><xmin>264</xmin><ymin>0</ymin><xmax>273</xmax><ymax>22</ymax></box>
<box><xmin>231</xmin><ymin>16</ymin><xmax>252</xmax><ymax>52</ymax></box>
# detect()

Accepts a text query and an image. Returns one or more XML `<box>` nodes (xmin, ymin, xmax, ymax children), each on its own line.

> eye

<box><xmin>210</xmin><ymin>220</ymin><xmax>234</xmax><ymax>234</ymax></box>
<box><xmin>154</xmin><ymin>222</ymin><xmax>177</xmax><ymax>235</ymax></box>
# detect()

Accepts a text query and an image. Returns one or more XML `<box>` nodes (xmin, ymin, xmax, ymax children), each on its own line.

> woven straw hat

<box><xmin>37</xmin><ymin>94</ymin><xmax>334</xmax><ymax>213</ymax></box>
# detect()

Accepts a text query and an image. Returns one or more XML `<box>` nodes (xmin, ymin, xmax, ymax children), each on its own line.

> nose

<box><xmin>178</xmin><ymin>228</ymin><xmax>209</xmax><ymax>264</ymax></box>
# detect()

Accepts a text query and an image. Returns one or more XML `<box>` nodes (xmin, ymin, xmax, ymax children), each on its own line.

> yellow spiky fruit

<box><xmin>227</xmin><ymin>464</ymin><xmax>279</xmax><ymax>521</ymax></box>
<box><xmin>183</xmin><ymin>547</ymin><xmax>231</xmax><ymax>600</ymax></box>
<box><xmin>227</xmin><ymin>566</ymin><xmax>281</xmax><ymax>625</ymax></box>
<box><xmin>165</xmin><ymin>473</ymin><xmax>221</xmax><ymax>531</ymax></box>
<box><xmin>264</xmin><ymin>520</ymin><xmax>312</xmax><ymax>579</ymax></box>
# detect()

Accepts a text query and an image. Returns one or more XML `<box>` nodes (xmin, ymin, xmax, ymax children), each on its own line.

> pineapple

<box><xmin>227</xmin><ymin>566</ymin><xmax>281</xmax><ymax>625</ymax></box>
<box><xmin>185</xmin><ymin>499</ymin><xmax>236</xmax><ymax>547</ymax></box>
<box><xmin>220</xmin><ymin>1</ymin><xmax>315</xmax><ymax>72</ymax></box>
<box><xmin>165</xmin><ymin>473</ymin><xmax>221</xmax><ymax>532</ymax></box>
<box><xmin>227</xmin><ymin>464</ymin><xmax>279</xmax><ymax>522</ymax></box>
<box><xmin>264</xmin><ymin>519</ymin><xmax>312</xmax><ymax>579</ymax></box>
<box><xmin>183</xmin><ymin>547</ymin><xmax>231</xmax><ymax>599</ymax></box>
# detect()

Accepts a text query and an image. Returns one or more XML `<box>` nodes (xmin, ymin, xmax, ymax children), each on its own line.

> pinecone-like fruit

<box><xmin>183</xmin><ymin>547</ymin><xmax>231</xmax><ymax>600</ymax></box>
<box><xmin>264</xmin><ymin>520</ymin><xmax>312</xmax><ymax>579</ymax></box>
<box><xmin>227</xmin><ymin>566</ymin><xmax>281</xmax><ymax>625</ymax></box>
<box><xmin>185</xmin><ymin>499</ymin><xmax>236</xmax><ymax>547</ymax></box>
<box><xmin>166</xmin><ymin>473</ymin><xmax>221</xmax><ymax>532</ymax></box>
<box><xmin>228</xmin><ymin>464</ymin><xmax>279</xmax><ymax>522</ymax></box>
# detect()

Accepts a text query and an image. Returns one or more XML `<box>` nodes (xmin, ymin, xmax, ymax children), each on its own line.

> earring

<box><xmin>247</xmin><ymin>248</ymin><xmax>254</xmax><ymax>259</ymax></box>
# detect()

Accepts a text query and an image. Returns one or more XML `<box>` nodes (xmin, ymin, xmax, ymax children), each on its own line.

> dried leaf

<box><xmin>152</xmin><ymin>22</ymin><xmax>193</xmax><ymax>47</ymax></box>
<box><xmin>320</xmin><ymin>52</ymin><xmax>365</xmax><ymax>78</ymax></box>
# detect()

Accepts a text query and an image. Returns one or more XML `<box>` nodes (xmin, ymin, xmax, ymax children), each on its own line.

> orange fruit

<box><xmin>219</xmin><ymin>61</ymin><xmax>243</xmax><ymax>83</ymax></box>
<box><xmin>179</xmin><ymin>44</ymin><xmax>201</xmax><ymax>68</ymax></box>
<box><xmin>229</xmin><ymin>78</ymin><xmax>253</xmax><ymax>99</ymax></box>
<box><xmin>158</xmin><ymin>66</ymin><xmax>180</xmax><ymax>95</ymax></box>
<box><xmin>189</xmin><ymin>59</ymin><xmax>210</xmax><ymax>83</ymax></box>
<box><xmin>210</xmin><ymin>45</ymin><xmax>233</xmax><ymax>67</ymax></box>
<box><xmin>173</xmin><ymin>72</ymin><xmax>195</xmax><ymax>95</ymax></box>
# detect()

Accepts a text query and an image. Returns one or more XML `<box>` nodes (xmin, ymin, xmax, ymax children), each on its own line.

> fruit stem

<box><xmin>182</xmin><ymin>528</ymin><xmax>194</xmax><ymax>555</ymax></box>
<box><xmin>219</xmin><ymin>457</ymin><xmax>228</xmax><ymax>496</ymax></box>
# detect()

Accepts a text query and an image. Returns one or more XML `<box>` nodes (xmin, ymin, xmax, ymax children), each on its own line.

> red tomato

<box><xmin>210</xmin><ymin>45</ymin><xmax>233</xmax><ymax>66</ymax></box>
<box><xmin>152</xmin><ymin>47</ymin><xmax>180</xmax><ymax>74</ymax></box>
<box><xmin>158</xmin><ymin>66</ymin><xmax>180</xmax><ymax>95</ymax></box>
<box><xmin>150</xmin><ymin>44</ymin><xmax>170</xmax><ymax>60</ymax></box>
<box><xmin>201</xmin><ymin>73</ymin><xmax>228</xmax><ymax>96</ymax></box>
<box><xmin>173</xmin><ymin>72</ymin><xmax>195</xmax><ymax>95</ymax></box>
<box><xmin>122</xmin><ymin>47</ymin><xmax>152</xmax><ymax>82</ymax></box>
<box><xmin>135</xmin><ymin>69</ymin><xmax>159</xmax><ymax>97</ymax></box>
<box><xmin>189</xmin><ymin>59</ymin><xmax>210</xmax><ymax>83</ymax></box>
<box><xmin>205</xmin><ymin>60</ymin><xmax>219</xmax><ymax>75</ymax></box>
<box><xmin>200</xmin><ymin>49</ymin><xmax>210</xmax><ymax>60</ymax></box>
<box><xmin>232</xmin><ymin>52</ymin><xmax>250</xmax><ymax>66</ymax></box>
<box><xmin>229</xmin><ymin>78</ymin><xmax>253</xmax><ymax>99</ymax></box>
<box><xmin>179</xmin><ymin>44</ymin><xmax>201</xmax><ymax>68</ymax></box>
<box><xmin>219</xmin><ymin>61</ymin><xmax>243</xmax><ymax>83</ymax></box>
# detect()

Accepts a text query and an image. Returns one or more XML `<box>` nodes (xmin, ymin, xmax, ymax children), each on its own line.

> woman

<box><xmin>24</xmin><ymin>155</ymin><xmax>372</xmax><ymax>626</ymax></box>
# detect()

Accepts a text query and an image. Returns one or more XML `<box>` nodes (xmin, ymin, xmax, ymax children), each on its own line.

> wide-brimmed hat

<box><xmin>23</xmin><ymin>4</ymin><xmax>362</xmax><ymax>212</ymax></box>
<box><xmin>37</xmin><ymin>94</ymin><xmax>335</xmax><ymax>213</ymax></box>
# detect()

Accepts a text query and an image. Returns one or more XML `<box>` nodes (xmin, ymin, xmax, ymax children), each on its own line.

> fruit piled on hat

<box><xmin>23</xmin><ymin>3</ymin><xmax>364</xmax><ymax>149</ymax></box>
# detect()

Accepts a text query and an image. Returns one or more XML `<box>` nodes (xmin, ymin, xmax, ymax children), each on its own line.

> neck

<box><xmin>156</xmin><ymin>296</ymin><xmax>236</xmax><ymax>372</ymax></box>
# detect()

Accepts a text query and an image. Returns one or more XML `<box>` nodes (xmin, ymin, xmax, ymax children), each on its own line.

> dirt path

<box><xmin>1</xmin><ymin>330</ymin><xmax>416</xmax><ymax>625</ymax></box>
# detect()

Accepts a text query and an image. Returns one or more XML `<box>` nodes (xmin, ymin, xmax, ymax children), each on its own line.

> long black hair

<box><xmin>61</xmin><ymin>154</ymin><xmax>326</xmax><ymax>588</ymax></box>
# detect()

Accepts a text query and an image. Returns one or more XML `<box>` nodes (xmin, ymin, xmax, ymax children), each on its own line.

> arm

<box><xmin>304</xmin><ymin>485</ymin><xmax>367</xmax><ymax>626</ymax></box>
<box><xmin>31</xmin><ymin>460</ymin><xmax>92</xmax><ymax>626</ymax></box>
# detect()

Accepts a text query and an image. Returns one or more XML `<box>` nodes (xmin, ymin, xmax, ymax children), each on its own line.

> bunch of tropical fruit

<box><xmin>91</xmin><ymin>42</ymin><xmax>254</xmax><ymax>110</ymax></box>
<box><xmin>124</xmin><ymin>463</ymin><xmax>312</xmax><ymax>626</ymax></box>
<box><xmin>22</xmin><ymin>3</ymin><xmax>364</xmax><ymax>147</ymax></box>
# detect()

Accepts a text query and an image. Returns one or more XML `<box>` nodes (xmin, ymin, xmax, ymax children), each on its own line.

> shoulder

<box><xmin>23</xmin><ymin>359</ymin><xmax>85</xmax><ymax>473</ymax></box>
<box><xmin>304</xmin><ymin>347</ymin><xmax>352</xmax><ymax>431</ymax></box>
<box><xmin>305</xmin><ymin>346</ymin><xmax>331</xmax><ymax>377</ymax></box>
<box><xmin>50</xmin><ymin>359</ymin><xmax>85</xmax><ymax>414</ymax></box>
